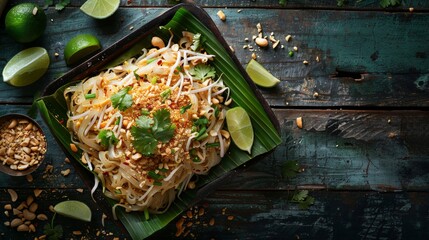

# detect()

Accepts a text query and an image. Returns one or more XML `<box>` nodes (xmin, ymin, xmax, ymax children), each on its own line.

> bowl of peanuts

<box><xmin>0</xmin><ymin>114</ymin><xmax>47</xmax><ymax>176</ymax></box>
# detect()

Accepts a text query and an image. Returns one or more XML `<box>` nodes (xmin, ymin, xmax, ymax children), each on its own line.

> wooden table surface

<box><xmin>1</xmin><ymin>1</ymin><xmax>429</xmax><ymax>239</ymax></box>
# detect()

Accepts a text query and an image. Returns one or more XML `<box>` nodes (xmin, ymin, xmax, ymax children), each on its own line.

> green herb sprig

<box><xmin>131</xmin><ymin>109</ymin><xmax>176</xmax><ymax>156</ymax></box>
<box><xmin>111</xmin><ymin>86</ymin><xmax>133</xmax><ymax>111</ymax></box>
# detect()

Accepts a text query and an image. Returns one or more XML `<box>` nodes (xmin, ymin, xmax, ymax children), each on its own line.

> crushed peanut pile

<box><xmin>0</xmin><ymin>118</ymin><xmax>47</xmax><ymax>171</ymax></box>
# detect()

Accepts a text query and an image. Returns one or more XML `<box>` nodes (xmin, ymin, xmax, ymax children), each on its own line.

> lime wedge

<box><xmin>54</xmin><ymin>200</ymin><xmax>92</xmax><ymax>222</ymax></box>
<box><xmin>245</xmin><ymin>59</ymin><xmax>281</xmax><ymax>88</ymax></box>
<box><xmin>64</xmin><ymin>34</ymin><xmax>101</xmax><ymax>66</ymax></box>
<box><xmin>80</xmin><ymin>0</ymin><xmax>120</xmax><ymax>19</ymax></box>
<box><xmin>2</xmin><ymin>47</ymin><xmax>50</xmax><ymax>87</ymax></box>
<box><xmin>226</xmin><ymin>107</ymin><xmax>254</xmax><ymax>154</ymax></box>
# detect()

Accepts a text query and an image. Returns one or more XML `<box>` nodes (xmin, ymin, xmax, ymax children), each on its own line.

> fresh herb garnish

<box><xmin>85</xmin><ymin>93</ymin><xmax>96</xmax><ymax>99</ymax></box>
<box><xmin>115</xmin><ymin>116</ymin><xmax>121</xmax><ymax>125</ymax></box>
<box><xmin>141</xmin><ymin>108</ymin><xmax>150</xmax><ymax>115</ymax></box>
<box><xmin>131</xmin><ymin>109</ymin><xmax>176</xmax><ymax>155</ymax></box>
<box><xmin>150</xmin><ymin>76</ymin><xmax>158</xmax><ymax>84</ymax></box>
<box><xmin>180</xmin><ymin>104</ymin><xmax>192</xmax><ymax>114</ymax></box>
<box><xmin>190</xmin><ymin>33</ymin><xmax>201</xmax><ymax>51</ymax></box>
<box><xmin>97</xmin><ymin>129</ymin><xmax>119</xmax><ymax>147</ymax></box>
<box><xmin>212</xmin><ymin>104</ymin><xmax>220</xmax><ymax>117</ymax></box>
<box><xmin>337</xmin><ymin>0</ymin><xmax>400</xmax><ymax>7</ymax></box>
<box><xmin>281</xmin><ymin>160</ymin><xmax>300</xmax><ymax>179</ymax></box>
<box><xmin>206</xmin><ymin>142</ymin><xmax>220</xmax><ymax>148</ymax></box>
<box><xmin>44</xmin><ymin>0</ymin><xmax>70</xmax><ymax>11</ymax></box>
<box><xmin>133</xmin><ymin>69</ymin><xmax>140</xmax><ymax>80</ymax></box>
<box><xmin>379</xmin><ymin>0</ymin><xmax>400</xmax><ymax>7</ymax></box>
<box><xmin>148</xmin><ymin>170</ymin><xmax>164</xmax><ymax>180</ymax></box>
<box><xmin>43</xmin><ymin>223</ymin><xmax>63</xmax><ymax>240</ymax></box>
<box><xmin>43</xmin><ymin>213</ymin><xmax>63</xmax><ymax>240</ymax></box>
<box><xmin>193</xmin><ymin>116</ymin><xmax>208</xmax><ymax>127</ymax></box>
<box><xmin>188</xmin><ymin>64</ymin><xmax>216</xmax><ymax>81</ymax></box>
<box><xmin>291</xmin><ymin>190</ymin><xmax>315</xmax><ymax>210</ymax></box>
<box><xmin>160</xmin><ymin>89</ymin><xmax>171</xmax><ymax>102</ymax></box>
<box><xmin>111</xmin><ymin>86</ymin><xmax>133</xmax><ymax>111</ymax></box>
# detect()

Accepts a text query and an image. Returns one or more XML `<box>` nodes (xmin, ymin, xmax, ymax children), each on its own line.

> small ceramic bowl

<box><xmin>0</xmin><ymin>113</ymin><xmax>47</xmax><ymax>176</ymax></box>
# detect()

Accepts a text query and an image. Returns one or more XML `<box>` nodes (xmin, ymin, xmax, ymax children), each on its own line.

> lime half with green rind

<box><xmin>2</xmin><ymin>47</ymin><xmax>50</xmax><ymax>87</ymax></box>
<box><xmin>54</xmin><ymin>200</ymin><xmax>92</xmax><ymax>222</ymax></box>
<box><xmin>64</xmin><ymin>34</ymin><xmax>101</xmax><ymax>66</ymax></box>
<box><xmin>246</xmin><ymin>59</ymin><xmax>281</xmax><ymax>88</ymax></box>
<box><xmin>226</xmin><ymin>107</ymin><xmax>254</xmax><ymax>154</ymax></box>
<box><xmin>80</xmin><ymin>0</ymin><xmax>120</xmax><ymax>19</ymax></box>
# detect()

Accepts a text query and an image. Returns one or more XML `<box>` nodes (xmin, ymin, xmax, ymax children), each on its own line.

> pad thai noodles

<box><xmin>64</xmin><ymin>30</ymin><xmax>232</xmax><ymax>215</ymax></box>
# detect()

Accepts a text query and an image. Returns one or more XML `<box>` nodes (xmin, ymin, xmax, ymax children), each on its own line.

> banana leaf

<box><xmin>37</xmin><ymin>4</ymin><xmax>281</xmax><ymax>239</ymax></box>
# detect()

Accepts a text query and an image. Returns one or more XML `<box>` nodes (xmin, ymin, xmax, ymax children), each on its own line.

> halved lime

<box><xmin>64</xmin><ymin>34</ymin><xmax>101</xmax><ymax>66</ymax></box>
<box><xmin>54</xmin><ymin>200</ymin><xmax>92</xmax><ymax>222</ymax></box>
<box><xmin>2</xmin><ymin>47</ymin><xmax>50</xmax><ymax>87</ymax></box>
<box><xmin>80</xmin><ymin>0</ymin><xmax>120</xmax><ymax>19</ymax></box>
<box><xmin>245</xmin><ymin>59</ymin><xmax>281</xmax><ymax>88</ymax></box>
<box><xmin>226</xmin><ymin>107</ymin><xmax>254</xmax><ymax>154</ymax></box>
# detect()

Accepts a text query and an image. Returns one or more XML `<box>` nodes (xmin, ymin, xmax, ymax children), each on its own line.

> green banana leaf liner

<box><xmin>37</xmin><ymin>3</ymin><xmax>281</xmax><ymax>239</ymax></box>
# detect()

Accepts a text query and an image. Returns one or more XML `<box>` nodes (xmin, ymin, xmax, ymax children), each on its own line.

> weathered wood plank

<box><xmin>220</xmin><ymin>109</ymin><xmax>429</xmax><ymax>192</ymax></box>
<box><xmin>149</xmin><ymin>191</ymin><xmax>429</xmax><ymax>239</ymax></box>
<box><xmin>0</xmin><ymin>188</ymin><xmax>127</xmax><ymax>239</ymax></box>
<box><xmin>1</xmin><ymin>8</ymin><xmax>429</xmax><ymax>107</ymax></box>
<box><xmin>8</xmin><ymin>0</ymin><xmax>429</xmax><ymax>10</ymax></box>
<box><xmin>1</xmin><ymin>189</ymin><xmax>428</xmax><ymax>240</ymax></box>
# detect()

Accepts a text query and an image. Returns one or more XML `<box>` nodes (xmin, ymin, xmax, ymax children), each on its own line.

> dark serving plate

<box><xmin>38</xmin><ymin>3</ymin><xmax>281</xmax><ymax>239</ymax></box>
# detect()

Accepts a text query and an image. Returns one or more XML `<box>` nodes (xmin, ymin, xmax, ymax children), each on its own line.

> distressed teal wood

<box><xmin>1</xmin><ymin>8</ymin><xmax>429</xmax><ymax>107</ymax></box>
<box><xmin>1</xmin><ymin>1</ymin><xmax>429</xmax><ymax>240</ymax></box>
<box><xmin>8</xmin><ymin>0</ymin><xmax>429</xmax><ymax>10</ymax></box>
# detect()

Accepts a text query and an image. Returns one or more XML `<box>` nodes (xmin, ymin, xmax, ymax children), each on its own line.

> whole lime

<box><xmin>5</xmin><ymin>3</ymin><xmax>47</xmax><ymax>43</ymax></box>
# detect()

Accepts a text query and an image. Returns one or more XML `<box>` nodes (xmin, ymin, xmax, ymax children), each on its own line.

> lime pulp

<box><xmin>2</xmin><ymin>47</ymin><xmax>50</xmax><ymax>87</ymax></box>
<box><xmin>226</xmin><ymin>107</ymin><xmax>254</xmax><ymax>154</ymax></box>
<box><xmin>54</xmin><ymin>200</ymin><xmax>92</xmax><ymax>222</ymax></box>
<box><xmin>80</xmin><ymin>0</ymin><xmax>120</xmax><ymax>19</ymax></box>
<box><xmin>245</xmin><ymin>59</ymin><xmax>280</xmax><ymax>88</ymax></box>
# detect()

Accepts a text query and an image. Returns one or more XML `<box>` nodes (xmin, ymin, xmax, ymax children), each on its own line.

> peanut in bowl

<box><xmin>0</xmin><ymin>114</ymin><xmax>47</xmax><ymax>176</ymax></box>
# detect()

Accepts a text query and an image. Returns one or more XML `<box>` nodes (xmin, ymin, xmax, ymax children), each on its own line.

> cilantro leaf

<box><xmin>281</xmin><ymin>160</ymin><xmax>300</xmax><ymax>179</ymax></box>
<box><xmin>152</xmin><ymin>109</ymin><xmax>175</xmax><ymax>142</ymax></box>
<box><xmin>188</xmin><ymin>64</ymin><xmax>216</xmax><ymax>81</ymax></box>
<box><xmin>97</xmin><ymin>129</ymin><xmax>119</xmax><ymax>147</ymax></box>
<box><xmin>336</xmin><ymin>0</ymin><xmax>345</xmax><ymax>6</ymax></box>
<box><xmin>131</xmin><ymin>109</ymin><xmax>175</xmax><ymax>155</ymax></box>
<box><xmin>379</xmin><ymin>0</ymin><xmax>400</xmax><ymax>8</ymax></box>
<box><xmin>292</xmin><ymin>190</ymin><xmax>309</xmax><ymax>202</ymax></box>
<box><xmin>111</xmin><ymin>86</ymin><xmax>133</xmax><ymax>111</ymax></box>
<box><xmin>55</xmin><ymin>0</ymin><xmax>70</xmax><ymax>10</ymax></box>
<box><xmin>131</xmin><ymin>126</ymin><xmax>158</xmax><ymax>156</ymax></box>
<box><xmin>44</xmin><ymin>223</ymin><xmax>63</xmax><ymax>240</ymax></box>
<box><xmin>135</xmin><ymin>116</ymin><xmax>153</xmax><ymax>129</ymax></box>
<box><xmin>299</xmin><ymin>196</ymin><xmax>315</xmax><ymax>210</ymax></box>
<box><xmin>291</xmin><ymin>190</ymin><xmax>315</xmax><ymax>210</ymax></box>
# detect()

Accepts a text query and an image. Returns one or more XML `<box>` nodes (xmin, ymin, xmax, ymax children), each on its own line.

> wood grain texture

<box><xmin>2</xmin><ymin>190</ymin><xmax>427</xmax><ymax>240</ymax></box>
<box><xmin>1</xmin><ymin>8</ymin><xmax>429</xmax><ymax>107</ymax></box>
<box><xmin>7</xmin><ymin>0</ymin><xmax>429</xmax><ymax>10</ymax></box>
<box><xmin>220</xmin><ymin>109</ymin><xmax>429</xmax><ymax>192</ymax></box>
<box><xmin>1</xmin><ymin>2</ymin><xmax>429</xmax><ymax>240</ymax></box>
